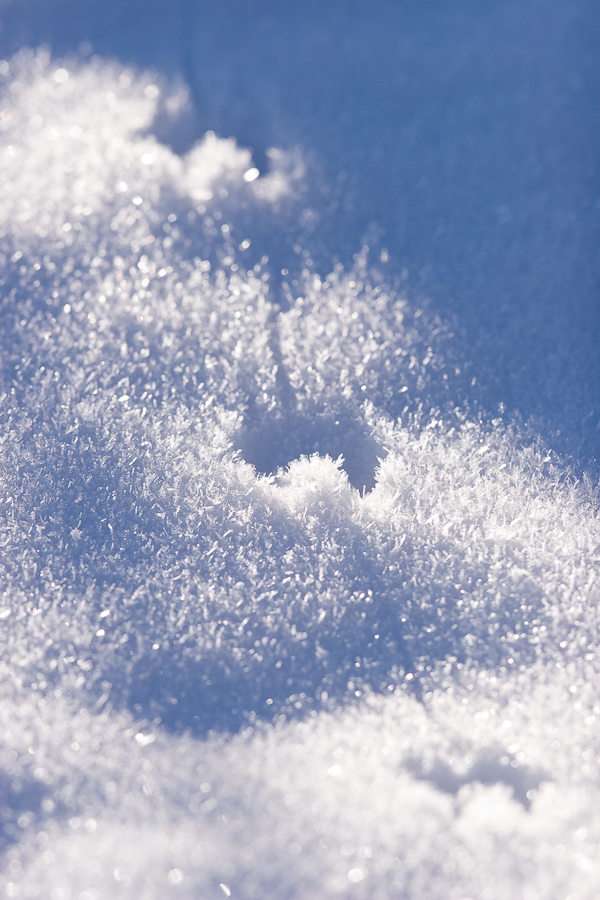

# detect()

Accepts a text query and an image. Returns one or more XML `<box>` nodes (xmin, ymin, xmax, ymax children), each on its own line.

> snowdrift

<box><xmin>0</xmin><ymin>45</ymin><xmax>598</xmax><ymax>900</ymax></box>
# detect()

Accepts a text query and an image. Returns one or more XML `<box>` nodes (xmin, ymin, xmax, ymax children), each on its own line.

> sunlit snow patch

<box><xmin>0</xmin><ymin>48</ymin><xmax>599</xmax><ymax>900</ymax></box>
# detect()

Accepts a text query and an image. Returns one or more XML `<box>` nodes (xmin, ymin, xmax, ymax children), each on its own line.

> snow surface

<box><xmin>0</xmin><ymin>2</ymin><xmax>599</xmax><ymax>898</ymax></box>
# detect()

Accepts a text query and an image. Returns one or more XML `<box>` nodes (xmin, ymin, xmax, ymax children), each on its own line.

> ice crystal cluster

<box><xmin>0</xmin><ymin>40</ymin><xmax>599</xmax><ymax>900</ymax></box>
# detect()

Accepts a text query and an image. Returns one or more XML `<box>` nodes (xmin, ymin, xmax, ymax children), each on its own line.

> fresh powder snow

<box><xmin>0</xmin><ymin>2</ymin><xmax>598</xmax><ymax>898</ymax></box>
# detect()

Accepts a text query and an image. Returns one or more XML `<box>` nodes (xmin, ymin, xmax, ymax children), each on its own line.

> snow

<box><xmin>0</xmin><ymin>2</ymin><xmax>598</xmax><ymax>898</ymax></box>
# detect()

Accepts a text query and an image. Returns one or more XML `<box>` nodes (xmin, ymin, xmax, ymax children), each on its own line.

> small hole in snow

<box><xmin>237</xmin><ymin>411</ymin><xmax>383</xmax><ymax>493</ymax></box>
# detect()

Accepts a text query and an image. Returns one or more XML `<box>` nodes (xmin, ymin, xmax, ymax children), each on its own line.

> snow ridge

<box><xmin>0</xmin><ymin>51</ymin><xmax>599</xmax><ymax>900</ymax></box>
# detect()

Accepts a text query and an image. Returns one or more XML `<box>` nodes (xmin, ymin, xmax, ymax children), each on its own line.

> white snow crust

<box><xmin>0</xmin><ymin>5</ymin><xmax>598</xmax><ymax>898</ymax></box>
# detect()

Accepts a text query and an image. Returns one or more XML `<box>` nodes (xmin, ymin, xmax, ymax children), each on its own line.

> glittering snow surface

<box><xmin>0</xmin><ymin>8</ymin><xmax>599</xmax><ymax>899</ymax></box>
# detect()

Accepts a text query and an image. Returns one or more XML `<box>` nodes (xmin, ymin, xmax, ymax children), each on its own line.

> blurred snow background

<box><xmin>0</xmin><ymin>1</ymin><xmax>598</xmax><ymax>898</ymax></box>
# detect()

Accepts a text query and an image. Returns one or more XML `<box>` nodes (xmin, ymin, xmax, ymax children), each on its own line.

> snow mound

<box><xmin>0</xmin><ymin>50</ymin><xmax>599</xmax><ymax>900</ymax></box>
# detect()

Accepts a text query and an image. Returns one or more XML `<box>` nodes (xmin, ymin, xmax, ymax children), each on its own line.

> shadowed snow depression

<box><xmin>0</xmin><ymin>3</ymin><xmax>599</xmax><ymax>898</ymax></box>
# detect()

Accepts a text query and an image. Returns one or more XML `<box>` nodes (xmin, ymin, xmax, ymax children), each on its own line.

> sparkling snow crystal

<box><xmin>0</xmin><ymin>24</ymin><xmax>598</xmax><ymax>900</ymax></box>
